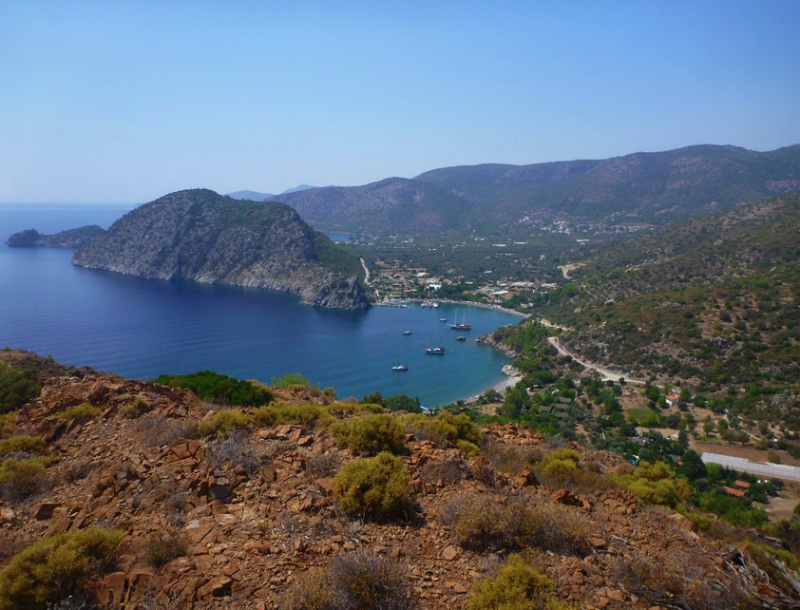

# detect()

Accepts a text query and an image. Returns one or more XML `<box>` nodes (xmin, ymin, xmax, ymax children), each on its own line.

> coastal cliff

<box><xmin>72</xmin><ymin>189</ymin><xmax>372</xmax><ymax>309</ymax></box>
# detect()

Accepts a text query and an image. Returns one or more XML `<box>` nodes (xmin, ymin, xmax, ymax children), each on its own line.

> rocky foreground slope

<box><xmin>0</xmin><ymin>350</ymin><xmax>798</xmax><ymax>610</ymax></box>
<box><xmin>72</xmin><ymin>189</ymin><xmax>371</xmax><ymax>309</ymax></box>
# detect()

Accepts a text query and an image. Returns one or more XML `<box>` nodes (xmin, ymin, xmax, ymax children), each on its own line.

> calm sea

<box><xmin>0</xmin><ymin>204</ymin><xmax>520</xmax><ymax>407</ymax></box>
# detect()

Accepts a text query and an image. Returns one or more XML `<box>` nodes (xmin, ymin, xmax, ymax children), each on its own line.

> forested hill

<box><xmin>72</xmin><ymin>189</ymin><xmax>372</xmax><ymax>309</ymax></box>
<box><xmin>533</xmin><ymin>192</ymin><xmax>800</xmax><ymax>394</ymax></box>
<box><xmin>273</xmin><ymin>145</ymin><xmax>799</xmax><ymax>236</ymax></box>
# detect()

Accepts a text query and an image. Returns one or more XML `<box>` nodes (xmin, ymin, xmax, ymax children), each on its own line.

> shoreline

<box><xmin>393</xmin><ymin>297</ymin><xmax>530</xmax><ymax>319</ymax></box>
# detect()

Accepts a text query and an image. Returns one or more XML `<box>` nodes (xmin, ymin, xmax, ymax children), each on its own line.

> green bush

<box><xmin>197</xmin><ymin>409</ymin><xmax>252</xmax><ymax>437</ymax></box>
<box><xmin>59</xmin><ymin>404</ymin><xmax>101</xmax><ymax>423</ymax></box>
<box><xmin>332</xmin><ymin>414</ymin><xmax>407</xmax><ymax>456</ymax></box>
<box><xmin>0</xmin><ymin>527</ymin><xmax>124</xmax><ymax>610</ymax></box>
<box><xmin>384</xmin><ymin>394</ymin><xmax>422</xmax><ymax>414</ymax></box>
<box><xmin>0</xmin><ymin>364</ymin><xmax>40</xmax><ymax>414</ymax></box>
<box><xmin>468</xmin><ymin>554</ymin><xmax>572</xmax><ymax>610</ymax></box>
<box><xmin>271</xmin><ymin>372</ymin><xmax>310</xmax><ymax>389</ymax></box>
<box><xmin>153</xmin><ymin>370</ymin><xmax>272</xmax><ymax>406</ymax></box>
<box><xmin>0</xmin><ymin>435</ymin><xmax>47</xmax><ymax>458</ymax></box>
<box><xmin>0</xmin><ymin>455</ymin><xmax>53</xmax><ymax>501</ymax></box>
<box><xmin>333</xmin><ymin>452</ymin><xmax>413</xmax><ymax>521</ymax></box>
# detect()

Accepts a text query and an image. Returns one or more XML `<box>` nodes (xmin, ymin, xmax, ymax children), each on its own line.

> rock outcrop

<box><xmin>6</xmin><ymin>225</ymin><xmax>106</xmax><ymax>248</ymax></box>
<box><xmin>72</xmin><ymin>189</ymin><xmax>372</xmax><ymax>309</ymax></box>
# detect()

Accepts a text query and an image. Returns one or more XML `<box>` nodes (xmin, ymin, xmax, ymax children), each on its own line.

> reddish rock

<box><xmin>32</xmin><ymin>502</ymin><xmax>60</xmax><ymax>520</ymax></box>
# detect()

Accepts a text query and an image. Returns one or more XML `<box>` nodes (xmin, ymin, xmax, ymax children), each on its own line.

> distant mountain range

<box><xmin>264</xmin><ymin>145</ymin><xmax>798</xmax><ymax>236</ymax></box>
<box><xmin>227</xmin><ymin>184</ymin><xmax>318</xmax><ymax>201</ymax></box>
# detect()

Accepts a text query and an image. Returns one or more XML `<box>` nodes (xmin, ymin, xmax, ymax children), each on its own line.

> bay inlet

<box><xmin>0</xmin><ymin>204</ymin><xmax>520</xmax><ymax>407</ymax></box>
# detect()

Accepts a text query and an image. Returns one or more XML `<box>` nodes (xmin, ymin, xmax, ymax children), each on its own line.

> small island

<box><xmin>6</xmin><ymin>225</ymin><xmax>106</xmax><ymax>248</ymax></box>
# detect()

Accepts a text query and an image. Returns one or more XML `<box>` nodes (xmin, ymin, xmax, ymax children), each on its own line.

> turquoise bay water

<box><xmin>0</xmin><ymin>204</ymin><xmax>520</xmax><ymax>407</ymax></box>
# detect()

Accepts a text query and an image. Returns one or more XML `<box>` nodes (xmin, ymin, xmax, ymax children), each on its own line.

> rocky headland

<box><xmin>6</xmin><ymin>225</ymin><xmax>106</xmax><ymax>248</ymax></box>
<box><xmin>0</xmin><ymin>349</ymin><xmax>798</xmax><ymax>610</ymax></box>
<box><xmin>71</xmin><ymin>189</ymin><xmax>372</xmax><ymax>309</ymax></box>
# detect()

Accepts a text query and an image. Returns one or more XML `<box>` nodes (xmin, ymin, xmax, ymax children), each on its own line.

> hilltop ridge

<box><xmin>272</xmin><ymin>144</ymin><xmax>799</xmax><ymax>236</ymax></box>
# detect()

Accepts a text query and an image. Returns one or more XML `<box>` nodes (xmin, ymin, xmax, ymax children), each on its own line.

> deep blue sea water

<box><xmin>0</xmin><ymin>204</ymin><xmax>520</xmax><ymax>407</ymax></box>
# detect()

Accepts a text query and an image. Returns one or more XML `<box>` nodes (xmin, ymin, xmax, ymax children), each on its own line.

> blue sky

<box><xmin>2</xmin><ymin>0</ymin><xmax>798</xmax><ymax>203</ymax></box>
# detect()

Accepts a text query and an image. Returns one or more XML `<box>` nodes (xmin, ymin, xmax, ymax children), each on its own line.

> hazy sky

<box><xmin>2</xmin><ymin>0</ymin><xmax>798</xmax><ymax>203</ymax></box>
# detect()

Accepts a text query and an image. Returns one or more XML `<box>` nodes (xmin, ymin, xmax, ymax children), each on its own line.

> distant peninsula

<box><xmin>72</xmin><ymin>189</ymin><xmax>372</xmax><ymax>309</ymax></box>
<box><xmin>6</xmin><ymin>225</ymin><xmax>106</xmax><ymax>248</ymax></box>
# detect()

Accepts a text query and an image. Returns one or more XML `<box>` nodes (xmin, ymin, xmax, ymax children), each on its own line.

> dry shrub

<box><xmin>611</xmin><ymin>551</ymin><xmax>752</xmax><ymax>610</ymax></box>
<box><xmin>419</xmin><ymin>456</ymin><xmax>468</xmax><ymax>486</ymax></box>
<box><xmin>441</xmin><ymin>493</ymin><xmax>537</xmax><ymax>552</ymax></box>
<box><xmin>482</xmin><ymin>441</ymin><xmax>541</xmax><ymax>475</ymax></box>
<box><xmin>145</xmin><ymin>529</ymin><xmax>187</xmax><ymax>569</ymax></box>
<box><xmin>64</xmin><ymin>458</ymin><xmax>95</xmax><ymax>483</ymax></box>
<box><xmin>531</xmin><ymin>503</ymin><xmax>592</xmax><ymax>557</ymax></box>
<box><xmin>136</xmin><ymin>415</ymin><xmax>196</xmax><ymax>448</ymax></box>
<box><xmin>306</xmin><ymin>453</ymin><xmax>340</xmax><ymax>480</ymax></box>
<box><xmin>283</xmin><ymin>553</ymin><xmax>417</xmax><ymax>610</ymax></box>
<box><xmin>207</xmin><ymin>428</ymin><xmax>266</xmax><ymax>475</ymax></box>
<box><xmin>283</xmin><ymin>567</ymin><xmax>329</xmax><ymax>610</ymax></box>
<box><xmin>469</xmin><ymin>456</ymin><xmax>500</xmax><ymax>488</ymax></box>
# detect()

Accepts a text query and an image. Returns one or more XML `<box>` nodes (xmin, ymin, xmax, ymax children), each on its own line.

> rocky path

<box><xmin>548</xmin><ymin>336</ymin><xmax>645</xmax><ymax>384</ymax></box>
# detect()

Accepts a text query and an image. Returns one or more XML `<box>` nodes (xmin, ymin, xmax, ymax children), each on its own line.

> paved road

<box><xmin>701</xmin><ymin>452</ymin><xmax>800</xmax><ymax>482</ymax></box>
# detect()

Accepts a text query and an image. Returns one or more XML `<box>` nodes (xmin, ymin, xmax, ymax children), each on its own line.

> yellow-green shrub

<box><xmin>59</xmin><ymin>403</ymin><xmax>101</xmax><ymax>423</ymax></box>
<box><xmin>399</xmin><ymin>412</ymin><xmax>481</xmax><ymax>447</ymax></box>
<box><xmin>537</xmin><ymin>448</ymin><xmax>580</xmax><ymax>487</ymax></box>
<box><xmin>0</xmin><ymin>456</ymin><xmax>53</xmax><ymax>500</ymax></box>
<box><xmin>456</xmin><ymin>439</ymin><xmax>480</xmax><ymax>457</ymax></box>
<box><xmin>332</xmin><ymin>414</ymin><xmax>407</xmax><ymax>456</ymax></box>
<box><xmin>326</xmin><ymin>401</ymin><xmax>384</xmax><ymax>416</ymax></box>
<box><xmin>0</xmin><ymin>527</ymin><xmax>124</xmax><ymax>610</ymax></box>
<box><xmin>333</xmin><ymin>452</ymin><xmax>413</xmax><ymax>521</ymax></box>
<box><xmin>197</xmin><ymin>409</ymin><xmax>252</xmax><ymax>436</ymax></box>
<box><xmin>468</xmin><ymin>554</ymin><xmax>571</xmax><ymax>610</ymax></box>
<box><xmin>0</xmin><ymin>413</ymin><xmax>17</xmax><ymax>436</ymax></box>
<box><xmin>615</xmin><ymin>461</ymin><xmax>677</xmax><ymax>507</ymax></box>
<box><xmin>251</xmin><ymin>403</ymin><xmax>335</xmax><ymax>429</ymax></box>
<box><xmin>0</xmin><ymin>435</ymin><xmax>46</xmax><ymax>458</ymax></box>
